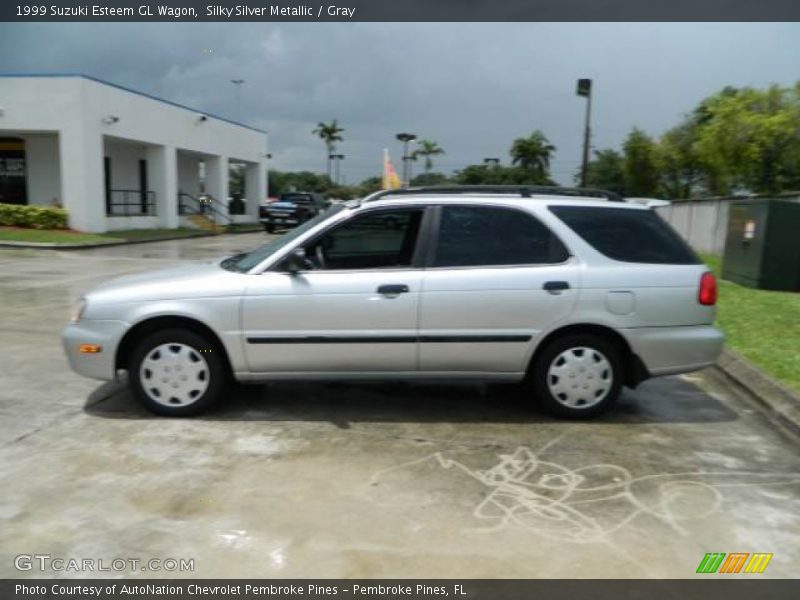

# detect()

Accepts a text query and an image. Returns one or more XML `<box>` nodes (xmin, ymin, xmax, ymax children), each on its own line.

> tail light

<box><xmin>698</xmin><ymin>272</ymin><xmax>717</xmax><ymax>306</ymax></box>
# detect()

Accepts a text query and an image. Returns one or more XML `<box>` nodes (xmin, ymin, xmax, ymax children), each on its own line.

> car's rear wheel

<box><xmin>129</xmin><ymin>329</ymin><xmax>227</xmax><ymax>416</ymax></box>
<box><xmin>531</xmin><ymin>334</ymin><xmax>622</xmax><ymax>419</ymax></box>
<box><xmin>264</xmin><ymin>223</ymin><xmax>275</xmax><ymax>233</ymax></box>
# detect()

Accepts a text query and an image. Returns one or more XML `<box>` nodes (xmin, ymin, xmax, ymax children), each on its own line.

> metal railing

<box><xmin>178</xmin><ymin>192</ymin><xmax>231</xmax><ymax>226</ymax></box>
<box><xmin>106</xmin><ymin>190</ymin><xmax>157</xmax><ymax>216</ymax></box>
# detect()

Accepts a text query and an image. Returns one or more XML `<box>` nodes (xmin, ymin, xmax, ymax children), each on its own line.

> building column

<box><xmin>58</xmin><ymin>126</ymin><xmax>105</xmax><ymax>232</ymax></box>
<box><xmin>205</xmin><ymin>154</ymin><xmax>229</xmax><ymax>218</ymax></box>
<box><xmin>244</xmin><ymin>161</ymin><xmax>266</xmax><ymax>222</ymax></box>
<box><xmin>147</xmin><ymin>144</ymin><xmax>178</xmax><ymax>229</ymax></box>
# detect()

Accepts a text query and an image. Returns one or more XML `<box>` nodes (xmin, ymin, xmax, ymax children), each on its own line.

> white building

<box><xmin>0</xmin><ymin>74</ymin><xmax>268</xmax><ymax>232</ymax></box>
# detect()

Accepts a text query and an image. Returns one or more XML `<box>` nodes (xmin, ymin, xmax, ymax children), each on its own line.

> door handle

<box><xmin>377</xmin><ymin>284</ymin><xmax>409</xmax><ymax>295</ymax></box>
<box><xmin>543</xmin><ymin>281</ymin><xmax>570</xmax><ymax>293</ymax></box>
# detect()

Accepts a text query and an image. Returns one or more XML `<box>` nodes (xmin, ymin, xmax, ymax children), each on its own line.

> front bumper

<box><xmin>621</xmin><ymin>324</ymin><xmax>725</xmax><ymax>377</ymax></box>
<box><xmin>61</xmin><ymin>320</ymin><xmax>129</xmax><ymax>381</ymax></box>
<box><xmin>260</xmin><ymin>215</ymin><xmax>300</xmax><ymax>226</ymax></box>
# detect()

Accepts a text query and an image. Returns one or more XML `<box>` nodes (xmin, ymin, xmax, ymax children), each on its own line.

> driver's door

<box><xmin>241</xmin><ymin>207</ymin><xmax>427</xmax><ymax>374</ymax></box>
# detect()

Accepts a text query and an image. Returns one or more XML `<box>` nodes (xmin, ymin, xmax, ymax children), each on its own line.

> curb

<box><xmin>715</xmin><ymin>348</ymin><xmax>800</xmax><ymax>436</ymax></box>
<box><xmin>0</xmin><ymin>230</ymin><xmax>264</xmax><ymax>250</ymax></box>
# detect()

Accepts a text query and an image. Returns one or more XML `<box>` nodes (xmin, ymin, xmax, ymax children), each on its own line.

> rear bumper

<box><xmin>61</xmin><ymin>320</ymin><xmax>129</xmax><ymax>381</ymax></box>
<box><xmin>621</xmin><ymin>325</ymin><xmax>725</xmax><ymax>377</ymax></box>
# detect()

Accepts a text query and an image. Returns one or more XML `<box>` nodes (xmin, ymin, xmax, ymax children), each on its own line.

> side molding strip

<box><xmin>246</xmin><ymin>335</ymin><xmax>532</xmax><ymax>344</ymax></box>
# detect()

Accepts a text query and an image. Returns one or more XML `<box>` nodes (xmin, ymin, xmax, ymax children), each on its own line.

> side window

<box><xmin>549</xmin><ymin>206</ymin><xmax>700</xmax><ymax>264</ymax></box>
<box><xmin>433</xmin><ymin>205</ymin><xmax>569</xmax><ymax>268</ymax></box>
<box><xmin>305</xmin><ymin>209</ymin><xmax>424</xmax><ymax>270</ymax></box>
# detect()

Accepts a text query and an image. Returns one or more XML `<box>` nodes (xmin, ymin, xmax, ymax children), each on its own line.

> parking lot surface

<box><xmin>1</xmin><ymin>233</ymin><xmax>799</xmax><ymax>578</ymax></box>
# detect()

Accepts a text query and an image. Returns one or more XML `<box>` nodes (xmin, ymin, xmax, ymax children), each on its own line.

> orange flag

<box><xmin>382</xmin><ymin>149</ymin><xmax>401</xmax><ymax>190</ymax></box>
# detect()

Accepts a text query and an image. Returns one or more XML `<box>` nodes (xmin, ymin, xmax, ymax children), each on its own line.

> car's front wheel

<box><xmin>129</xmin><ymin>329</ymin><xmax>227</xmax><ymax>416</ymax></box>
<box><xmin>264</xmin><ymin>223</ymin><xmax>275</xmax><ymax>233</ymax></box>
<box><xmin>531</xmin><ymin>334</ymin><xmax>622</xmax><ymax>419</ymax></box>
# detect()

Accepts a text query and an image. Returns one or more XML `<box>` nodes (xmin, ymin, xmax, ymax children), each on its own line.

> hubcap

<box><xmin>547</xmin><ymin>346</ymin><xmax>612</xmax><ymax>409</ymax></box>
<box><xmin>139</xmin><ymin>343</ymin><xmax>210</xmax><ymax>407</ymax></box>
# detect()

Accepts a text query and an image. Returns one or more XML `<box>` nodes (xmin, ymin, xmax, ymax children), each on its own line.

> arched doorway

<box><xmin>0</xmin><ymin>137</ymin><xmax>27</xmax><ymax>205</ymax></box>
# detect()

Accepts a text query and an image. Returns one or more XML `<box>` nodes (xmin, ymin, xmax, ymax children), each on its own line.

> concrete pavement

<box><xmin>1</xmin><ymin>233</ymin><xmax>799</xmax><ymax>579</ymax></box>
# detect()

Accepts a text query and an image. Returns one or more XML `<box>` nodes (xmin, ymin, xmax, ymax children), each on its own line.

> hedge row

<box><xmin>0</xmin><ymin>203</ymin><xmax>69</xmax><ymax>230</ymax></box>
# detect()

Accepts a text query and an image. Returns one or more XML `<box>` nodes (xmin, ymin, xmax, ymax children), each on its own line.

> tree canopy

<box><xmin>412</xmin><ymin>139</ymin><xmax>445</xmax><ymax>173</ymax></box>
<box><xmin>582</xmin><ymin>83</ymin><xmax>800</xmax><ymax>198</ymax></box>
<box><xmin>284</xmin><ymin>84</ymin><xmax>800</xmax><ymax>202</ymax></box>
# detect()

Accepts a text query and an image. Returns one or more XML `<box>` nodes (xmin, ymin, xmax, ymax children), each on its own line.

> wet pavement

<box><xmin>1</xmin><ymin>233</ymin><xmax>799</xmax><ymax>579</ymax></box>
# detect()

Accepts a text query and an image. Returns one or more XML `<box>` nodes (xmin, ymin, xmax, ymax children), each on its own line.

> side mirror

<box><xmin>283</xmin><ymin>248</ymin><xmax>311</xmax><ymax>274</ymax></box>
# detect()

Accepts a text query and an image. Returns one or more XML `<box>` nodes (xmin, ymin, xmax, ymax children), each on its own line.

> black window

<box><xmin>549</xmin><ymin>206</ymin><xmax>700</xmax><ymax>265</ymax></box>
<box><xmin>305</xmin><ymin>209</ymin><xmax>424</xmax><ymax>270</ymax></box>
<box><xmin>432</xmin><ymin>205</ymin><xmax>569</xmax><ymax>268</ymax></box>
<box><xmin>280</xmin><ymin>193</ymin><xmax>312</xmax><ymax>203</ymax></box>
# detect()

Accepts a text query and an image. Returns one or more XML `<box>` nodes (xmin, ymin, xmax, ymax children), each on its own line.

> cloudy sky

<box><xmin>1</xmin><ymin>22</ymin><xmax>798</xmax><ymax>184</ymax></box>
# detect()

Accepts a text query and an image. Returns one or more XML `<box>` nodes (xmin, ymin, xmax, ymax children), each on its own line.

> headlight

<box><xmin>70</xmin><ymin>298</ymin><xmax>87</xmax><ymax>323</ymax></box>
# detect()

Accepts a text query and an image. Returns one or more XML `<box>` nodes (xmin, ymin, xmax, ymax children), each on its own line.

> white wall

<box><xmin>22</xmin><ymin>134</ymin><xmax>61</xmax><ymax>206</ymax></box>
<box><xmin>657</xmin><ymin>196</ymin><xmax>800</xmax><ymax>255</ymax></box>
<box><xmin>106</xmin><ymin>216</ymin><xmax>160</xmax><ymax>231</ymax></box>
<box><xmin>0</xmin><ymin>75</ymin><xmax>268</xmax><ymax>232</ymax></box>
<box><xmin>80</xmin><ymin>77</ymin><xmax>267</xmax><ymax>164</ymax></box>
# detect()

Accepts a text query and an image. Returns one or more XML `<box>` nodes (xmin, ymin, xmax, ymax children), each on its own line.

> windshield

<box><xmin>279</xmin><ymin>193</ymin><xmax>313</xmax><ymax>203</ymax></box>
<box><xmin>221</xmin><ymin>204</ymin><xmax>345</xmax><ymax>273</ymax></box>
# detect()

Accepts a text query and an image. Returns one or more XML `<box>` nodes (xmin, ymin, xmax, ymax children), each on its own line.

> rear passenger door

<box><xmin>418</xmin><ymin>204</ymin><xmax>579</xmax><ymax>374</ymax></box>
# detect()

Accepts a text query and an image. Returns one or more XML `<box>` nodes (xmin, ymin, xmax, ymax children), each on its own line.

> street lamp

<box><xmin>483</xmin><ymin>158</ymin><xmax>500</xmax><ymax>166</ymax></box>
<box><xmin>231</xmin><ymin>79</ymin><xmax>245</xmax><ymax>119</ymax></box>
<box><xmin>396</xmin><ymin>132</ymin><xmax>417</xmax><ymax>187</ymax></box>
<box><xmin>576</xmin><ymin>78</ymin><xmax>592</xmax><ymax>188</ymax></box>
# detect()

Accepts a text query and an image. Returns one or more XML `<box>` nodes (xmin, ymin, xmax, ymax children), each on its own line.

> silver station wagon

<box><xmin>62</xmin><ymin>186</ymin><xmax>724</xmax><ymax>418</ymax></box>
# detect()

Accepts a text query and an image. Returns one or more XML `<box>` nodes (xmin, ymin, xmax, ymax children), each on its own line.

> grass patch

<box><xmin>0</xmin><ymin>226</ymin><xmax>207</xmax><ymax>245</ymax></box>
<box><xmin>701</xmin><ymin>253</ymin><xmax>800</xmax><ymax>394</ymax></box>
<box><xmin>0</xmin><ymin>227</ymin><xmax>112</xmax><ymax>244</ymax></box>
<box><xmin>226</xmin><ymin>223</ymin><xmax>263</xmax><ymax>233</ymax></box>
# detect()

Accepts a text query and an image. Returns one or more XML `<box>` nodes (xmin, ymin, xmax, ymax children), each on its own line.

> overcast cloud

<box><xmin>1</xmin><ymin>22</ymin><xmax>798</xmax><ymax>184</ymax></box>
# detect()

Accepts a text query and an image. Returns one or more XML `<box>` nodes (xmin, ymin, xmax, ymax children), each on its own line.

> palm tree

<box><xmin>312</xmin><ymin>119</ymin><xmax>344</xmax><ymax>180</ymax></box>
<box><xmin>510</xmin><ymin>131</ymin><xmax>556</xmax><ymax>182</ymax></box>
<box><xmin>412</xmin><ymin>139</ymin><xmax>445</xmax><ymax>174</ymax></box>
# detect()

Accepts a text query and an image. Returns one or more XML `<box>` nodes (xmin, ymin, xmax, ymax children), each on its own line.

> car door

<box><xmin>419</xmin><ymin>204</ymin><xmax>579</xmax><ymax>374</ymax></box>
<box><xmin>242</xmin><ymin>206</ymin><xmax>428</xmax><ymax>374</ymax></box>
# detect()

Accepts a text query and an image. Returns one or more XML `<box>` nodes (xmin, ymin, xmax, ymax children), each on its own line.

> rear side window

<box><xmin>549</xmin><ymin>206</ymin><xmax>700</xmax><ymax>264</ymax></box>
<box><xmin>433</xmin><ymin>205</ymin><xmax>569</xmax><ymax>268</ymax></box>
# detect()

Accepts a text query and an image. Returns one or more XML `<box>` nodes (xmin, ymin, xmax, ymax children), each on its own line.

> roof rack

<box><xmin>362</xmin><ymin>185</ymin><xmax>624</xmax><ymax>203</ymax></box>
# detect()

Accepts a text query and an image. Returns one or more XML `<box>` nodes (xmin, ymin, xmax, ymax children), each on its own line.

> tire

<box><xmin>128</xmin><ymin>329</ymin><xmax>228</xmax><ymax>417</ymax></box>
<box><xmin>530</xmin><ymin>333</ymin><xmax>623</xmax><ymax>419</ymax></box>
<box><xmin>264</xmin><ymin>223</ymin><xmax>275</xmax><ymax>234</ymax></box>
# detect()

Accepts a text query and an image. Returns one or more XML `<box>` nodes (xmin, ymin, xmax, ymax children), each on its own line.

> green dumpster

<box><xmin>722</xmin><ymin>198</ymin><xmax>800</xmax><ymax>291</ymax></box>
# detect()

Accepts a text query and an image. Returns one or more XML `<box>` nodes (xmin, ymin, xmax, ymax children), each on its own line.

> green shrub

<box><xmin>0</xmin><ymin>203</ymin><xmax>69</xmax><ymax>229</ymax></box>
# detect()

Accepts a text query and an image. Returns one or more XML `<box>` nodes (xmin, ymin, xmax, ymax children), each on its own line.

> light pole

<box><xmin>577</xmin><ymin>78</ymin><xmax>592</xmax><ymax>188</ymax></box>
<box><xmin>231</xmin><ymin>79</ymin><xmax>245</xmax><ymax>119</ymax></box>
<box><xmin>484</xmin><ymin>158</ymin><xmax>500</xmax><ymax>182</ymax></box>
<box><xmin>396</xmin><ymin>132</ymin><xmax>416</xmax><ymax>187</ymax></box>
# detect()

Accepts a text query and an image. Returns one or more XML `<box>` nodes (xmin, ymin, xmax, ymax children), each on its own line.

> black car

<box><xmin>260</xmin><ymin>192</ymin><xmax>329</xmax><ymax>233</ymax></box>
